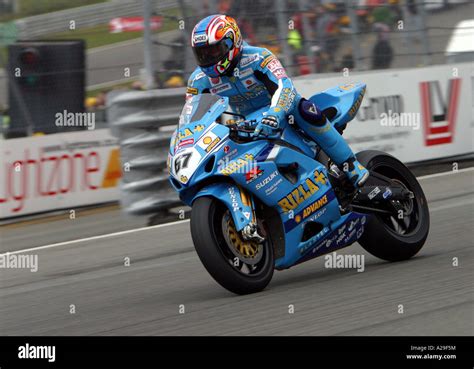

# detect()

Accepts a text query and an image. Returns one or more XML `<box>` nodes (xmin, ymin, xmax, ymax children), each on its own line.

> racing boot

<box><xmin>295</xmin><ymin>99</ymin><xmax>369</xmax><ymax>187</ymax></box>
<box><xmin>338</xmin><ymin>156</ymin><xmax>369</xmax><ymax>188</ymax></box>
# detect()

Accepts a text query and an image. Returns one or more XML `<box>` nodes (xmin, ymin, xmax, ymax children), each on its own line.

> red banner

<box><xmin>109</xmin><ymin>16</ymin><xmax>163</xmax><ymax>33</ymax></box>
<box><xmin>419</xmin><ymin>78</ymin><xmax>461</xmax><ymax>146</ymax></box>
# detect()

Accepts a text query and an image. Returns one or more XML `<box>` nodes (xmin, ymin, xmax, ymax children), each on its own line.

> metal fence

<box><xmin>151</xmin><ymin>0</ymin><xmax>474</xmax><ymax>87</ymax></box>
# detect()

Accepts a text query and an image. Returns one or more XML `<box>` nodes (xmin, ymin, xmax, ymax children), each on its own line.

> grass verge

<box><xmin>0</xmin><ymin>0</ymin><xmax>106</xmax><ymax>22</ymax></box>
<box><xmin>44</xmin><ymin>8</ymin><xmax>180</xmax><ymax>49</ymax></box>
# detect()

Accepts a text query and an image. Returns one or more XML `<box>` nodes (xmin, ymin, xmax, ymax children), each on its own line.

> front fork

<box><xmin>239</xmin><ymin>187</ymin><xmax>265</xmax><ymax>243</ymax></box>
<box><xmin>193</xmin><ymin>183</ymin><xmax>265</xmax><ymax>243</ymax></box>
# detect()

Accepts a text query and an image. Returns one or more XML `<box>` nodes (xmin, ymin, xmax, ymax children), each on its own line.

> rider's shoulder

<box><xmin>242</xmin><ymin>43</ymin><xmax>272</xmax><ymax>56</ymax></box>
<box><xmin>239</xmin><ymin>44</ymin><xmax>274</xmax><ymax>69</ymax></box>
<box><xmin>188</xmin><ymin>67</ymin><xmax>209</xmax><ymax>87</ymax></box>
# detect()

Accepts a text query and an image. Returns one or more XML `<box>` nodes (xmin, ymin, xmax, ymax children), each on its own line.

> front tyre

<box><xmin>356</xmin><ymin>150</ymin><xmax>430</xmax><ymax>261</ymax></box>
<box><xmin>191</xmin><ymin>197</ymin><xmax>274</xmax><ymax>295</ymax></box>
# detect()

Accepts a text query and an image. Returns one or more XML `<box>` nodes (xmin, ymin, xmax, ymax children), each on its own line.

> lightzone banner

<box><xmin>0</xmin><ymin>129</ymin><xmax>121</xmax><ymax>218</ymax></box>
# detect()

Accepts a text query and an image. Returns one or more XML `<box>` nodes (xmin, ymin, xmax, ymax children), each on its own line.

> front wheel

<box><xmin>190</xmin><ymin>197</ymin><xmax>274</xmax><ymax>295</ymax></box>
<box><xmin>356</xmin><ymin>150</ymin><xmax>430</xmax><ymax>261</ymax></box>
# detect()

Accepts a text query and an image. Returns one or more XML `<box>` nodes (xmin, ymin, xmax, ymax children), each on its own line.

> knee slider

<box><xmin>298</xmin><ymin>99</ymin><xmax>326</xmax><ymax>127</ymax></box>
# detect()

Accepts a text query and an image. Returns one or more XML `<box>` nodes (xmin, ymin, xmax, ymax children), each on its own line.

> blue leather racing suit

<box><xmin>186</xmin><ymin>42</ymin><xmax>365</xmax><ymax>176</ymax></box>
<box><xmin>187</xmin><ymin>43</ymin><xmax>298</xmax><ymax>126</ymax></box>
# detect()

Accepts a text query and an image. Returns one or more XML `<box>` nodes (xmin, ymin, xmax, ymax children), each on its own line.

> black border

<box><xmin>0</xmin><ymin>336</ymin><xmax>472</xmax><ymax>369</ymax></box>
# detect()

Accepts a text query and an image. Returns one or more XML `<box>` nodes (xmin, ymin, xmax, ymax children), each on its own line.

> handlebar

<box><xmin>227</xmin><ymin>120</ymin><xmax>258</xmax><ymax>142</ymax></box>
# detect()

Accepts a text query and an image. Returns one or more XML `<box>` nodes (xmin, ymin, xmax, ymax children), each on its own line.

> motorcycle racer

<box><xmin>187</xmin><ymin>14</ymin><xmax>369</xmax><ymax>187</ymax></box>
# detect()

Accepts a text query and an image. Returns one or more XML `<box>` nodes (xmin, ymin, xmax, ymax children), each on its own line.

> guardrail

<box><xmin>108</xmin><ymin>87</ymin><xmax>184</xmax><ymax>215</ymax></box>
<box><xmin>15</xmin><ymin>0</ymin><xmax>178</xmax><ymax>39</ymax></box>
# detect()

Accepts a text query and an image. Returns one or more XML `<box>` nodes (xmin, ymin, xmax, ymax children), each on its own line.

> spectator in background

<box><xmin>288</xmin><ymin>23</ymin><xmax>306</xmax><ymax>74</ymax></box>
<box><xmin>388</xmin><ymin>0</ymin><xmax>403</xmax><ymax>26</ymax></box>
<box><xmin>131</xmin><ymin>81</ymin><xmax>145</xmax><ymax>91</ymax></box>
<box><xmin>164</xmin><ymin>76</ymin><xmax>184</xmax><ymax>88</ymax></box>
<box><xmin>407</xmin><ymin>0</ymin><xmax>423</xmax><ymax>43</ymax></box>
<box><xmin>288</xmin><ymin>27</ymin><xmax>303</xmax><ymax>53</ymax></box>
<box><xmin>371</xmin><ymin>3</ymin><xmax>397</xmax><ymax>27</ymax></box>
<box><xmin>288</xmin><ymin>14</ymin><xmax>304</xmax><ymax>64</ymax></box>
<box><xmin>227</xmin><ymin>0</ymin><xmax>259</xmax><ymax>44</ymax></box>
<box><xmin>85</xmin><ymin>91</ymin><xmax>108</xmax><ymax>111</ymax></box>
<box><xmin>334</xmin><ymin>48</ymin><xmax>355</xmax><ymax>72</ymax></box>
<box><xmin>95</xmin><ymin>91</ymin><xmax>108</xmax><ymax>106</ymax></box>
<box><xmin>218</xmin><ymin>0</ymin><xmax>232</xmax><ymax>13</ymax></box>
<box><xmin>161</xmin><ymin>34</ymin><xmax>186</xmax><ymax>88</ymax></box>
<box><xmin>371</xmin><ymin>22</ymin><xmax>393</xmax><ymax>69</ymax></box>
<box><xmin>85</xmin><ymin>97</ymin><xmax>98</xmax><ymax>110</ymax></box>
<box><xmin>315</xmin><ymin>4</ymin><xmax>340</xmax><ymax>72</ymax></box>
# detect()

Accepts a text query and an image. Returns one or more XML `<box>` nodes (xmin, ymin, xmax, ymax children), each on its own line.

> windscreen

<box><xmin>179</xmin><ymin>94</ymin><xmax>221</xmax><ymax>127</ymax></box>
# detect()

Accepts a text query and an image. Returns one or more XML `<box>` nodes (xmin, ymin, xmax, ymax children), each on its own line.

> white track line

<box><xmin>416</xmin><ymin>166</ymin><xmax>474</xmax><ymax>180</ymax></box>
<box><xmin>2</xmin><ymin>219</ymin><xmax>190</xmax><ymax>256</ymax></box>
<box><xmin>430</xmin><ymin>198</ymin><xmax>474</xmax><ymax>212</ymax></box>
<box><xmin>3</xmin><ymin>167</ymin><xmax>473</xmax><ymax>256</ymax></box>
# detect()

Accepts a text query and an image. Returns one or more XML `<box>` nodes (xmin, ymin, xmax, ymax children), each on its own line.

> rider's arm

<box><xmin>186</xmin><ymin>69</ymin><xmax>210</xmax><ymax>99</ymax></box>
<box><xmin>254</xmin><ymin>50</ymin><xmax>298</xmax><ymax>127</ymax></box>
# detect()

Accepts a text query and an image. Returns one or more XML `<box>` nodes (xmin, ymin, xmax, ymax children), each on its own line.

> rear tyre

<box><xmin>191</xmin><ymin>197</ymin><xmax>274</xmax><ymax>295</ymax></box>
<box><xmin>356</xmin><ymin>150</ymin><xmax>430</xmax><ymax>261</ymax></box>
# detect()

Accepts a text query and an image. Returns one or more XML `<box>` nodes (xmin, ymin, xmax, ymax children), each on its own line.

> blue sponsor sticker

<box><xmin>383</xmin><ymin>188</ymin><xmax>392</xmax><ymax>199</ymax></box>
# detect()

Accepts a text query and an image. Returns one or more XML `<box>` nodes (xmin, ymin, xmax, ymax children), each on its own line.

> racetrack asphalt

<box><xmin>0</xmin><ymin>168</ymin><xmax>472</xmax><ymax>335</ymax></box>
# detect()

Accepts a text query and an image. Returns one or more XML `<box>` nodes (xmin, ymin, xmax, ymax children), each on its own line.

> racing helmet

<box><xmin>191</xmin><ymin>15</ymin><xmax>243</xmax><ymax>78</ymax></box>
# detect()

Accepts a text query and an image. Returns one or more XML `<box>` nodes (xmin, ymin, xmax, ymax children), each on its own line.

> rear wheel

<box><xmin>356</xmin><ymin>150</ymin><xmax>430</xmax><ymax>261</ymax></box>
<box><xmin>191</xmin><ymin>197</ymin><xmax>274</xmax><ymax>295</ymax></box>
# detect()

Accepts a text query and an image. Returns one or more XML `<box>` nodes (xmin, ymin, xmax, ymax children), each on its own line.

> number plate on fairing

<box><xmin>172</xmin><ymin>148</ymin><xmax>200</xmax><ymax>184</ymax></box>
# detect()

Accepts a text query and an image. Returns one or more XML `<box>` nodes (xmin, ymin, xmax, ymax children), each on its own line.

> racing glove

<box><xmin>253</xmin><ymin>115</ymin><xmax>280</xmax><ymax>138</ymax></box>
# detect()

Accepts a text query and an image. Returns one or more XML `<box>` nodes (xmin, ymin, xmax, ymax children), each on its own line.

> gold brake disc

<box><xmin>222</xmin><ymin>213</ymin><xmax>263</xmax><ymax>265</ymax></box>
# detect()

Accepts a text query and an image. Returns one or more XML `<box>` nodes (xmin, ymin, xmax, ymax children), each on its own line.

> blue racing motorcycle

<box><xmin>168</xmin><ymin>83</ymin><xmax>430</xmax><ymax>295</ymax></box>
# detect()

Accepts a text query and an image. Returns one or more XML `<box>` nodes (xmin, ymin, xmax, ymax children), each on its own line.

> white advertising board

<box><xmin>0</xmin><ymin>129</ymin><xmax>121</xmax><ymax>219</ymax></box>
<box><xmin>294</xmin><ymin>63</ymin><xmax>473</xmax><ymax>163</ymax></box>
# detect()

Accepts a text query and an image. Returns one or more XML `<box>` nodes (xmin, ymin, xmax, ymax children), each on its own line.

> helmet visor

<box><xmin>193</xmin><ymin>39</ymin><xmax>230</xmax><ymax>67</ymax></box>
